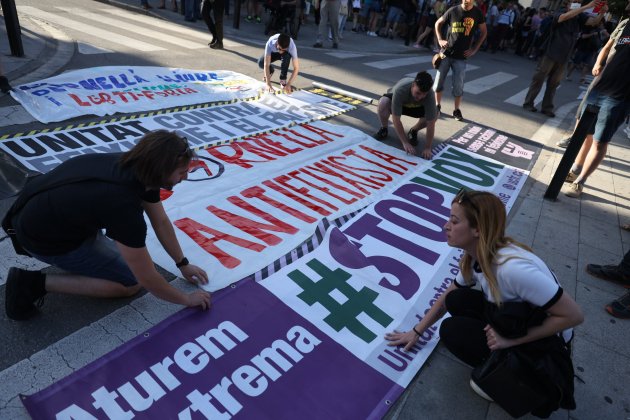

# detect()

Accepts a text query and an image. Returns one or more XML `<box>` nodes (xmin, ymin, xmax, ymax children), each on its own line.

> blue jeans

<box><xmin>433</xmin><ymin>57</ymin><xmax>467</xmax><ymax>98</ymax></box>
<box><xmin>580</xmin><ymin>89</ymin><xmax>630</xmax><ymax>144</ymax></box>
<box><xmin>28</xmin><ymin>231</ymin><xmax>137</xmax><ymax>286</ymax></box>
<box><xmin>258</xmin><ymin>52</ymin><xmax>291</xmax><ymax>81</ymax></box>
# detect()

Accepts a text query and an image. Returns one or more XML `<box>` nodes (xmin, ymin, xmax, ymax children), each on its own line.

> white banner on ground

<box><xmin>260</xmin><ymin>143</ymin><xmax>528</xmax><ymax>386</ymax></box>
<box><xmin>0</xmin><ymin>91</ymin><xmax>355</xmax><ymax>174</ymax></box>
<box><xmin>10</xmin><ymin>67</ymin><xmax>266</xmax><ymax>123</ymax></box>
<box><xmin>147</xmin><ymin>121</ymin><xmax>422</xmax><ymax>291</ymax></box>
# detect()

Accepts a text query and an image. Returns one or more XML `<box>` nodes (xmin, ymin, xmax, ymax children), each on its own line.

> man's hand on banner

<box><xmin>384</xmin><ymin>329</ymin><xmax>420</xmax><ymax>352</ymax></box>
<box><xmin>180</xmin><ymin>264</ymin><xmax>209</xmax><ymax>285</ymax></box>
<box><xmin>185</xmin><ymin>290</ymin><xmax>212</xmax><ymax>310</ymax></box>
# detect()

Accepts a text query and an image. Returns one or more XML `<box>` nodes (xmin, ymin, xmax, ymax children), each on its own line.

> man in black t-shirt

<box><xmin>562</xmin><ymin>7</ymin><xmax>630</xmax><ymax>198</ymax></box>
<box><xmin>4</xmin><ymin>130</ymin><xmax>211</xmax><ymax>320</ymax></box>
<box><xmin>433</xmin><ymin>0</ymin><xmax>487</xmax><ymax>122</ymax></box>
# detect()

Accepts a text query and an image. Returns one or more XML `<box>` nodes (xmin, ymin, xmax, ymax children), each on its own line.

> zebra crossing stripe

<box><xmin>464</xmin><ymin>72</ymin><xmax>517</xmax><ymax>95</ymax></box>
<box><xmin>101</xmin><ymin>8</ymin><xmax>242</xmax><ymax>48</ymax></box>
<box><xmin>18</xmin><ymin>6</ymin><xmax>165</xmax><ymax>52</ymax></box>
<box><xmin>504</xmin><ymin>81</ymin><xmax>556</xmax><ymax>107</ymax></box>
<box><xmin>56</xmin><ymin>7</ymin><xmax>208</xmax><ymax>49</ymax></box>
<box><xmin>365</xmin><ymin>56</ymin><xmax>433</xmax><ymax>70</ymax></box>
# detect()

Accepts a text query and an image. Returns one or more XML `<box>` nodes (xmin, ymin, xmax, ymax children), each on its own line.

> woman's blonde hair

<box><xmin>454</xmin><ymin>190</ymin><xmax>531</xmax><ymax>305</ymax></box>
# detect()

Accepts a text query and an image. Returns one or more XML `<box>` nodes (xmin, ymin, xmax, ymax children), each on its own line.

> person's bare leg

<box><xmin>377</xmin><ymin>97</ymin><xmax>392</xmax><ymax>127</ymax></box>
<box><xmin>572</xmin><ymin>134</ymin><xmax>593</xmax><ymax>172</ymax></box>
<box><xmin>575</xmin><ymin>140</ymin><xmax>607</xmax><ymax>184</ymax></box>
<box><xmin>454</xmin><ymin>95</ymin><xmax>462</xmax><ymax>110</ymax></box>
<box><xmin>45</xmin><ymin>274</ymin><xmax>142</xmax><ymax>298</ymax></box>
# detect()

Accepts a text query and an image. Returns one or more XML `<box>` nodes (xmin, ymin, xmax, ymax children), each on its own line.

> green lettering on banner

<box><xmin>412</xmin><ymin>146</ymin><xmax>505</xmax><ymax>194</ymax></box>
<box><xmin>287</xmin><ymin>259</ymin><xmax>393</xmax><ymax>343</ymax></box>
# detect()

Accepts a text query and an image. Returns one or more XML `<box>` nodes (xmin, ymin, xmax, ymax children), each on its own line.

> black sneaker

<box><xmin>374</xmin><ymin>127</ymin><xmax>388</xmax><ymax>140</ymax></box>
<box><xmin>313</xmin><ymin>42</ymin><xmax>323</xmax><ymax>48</ymax></box>
<box><xmin>586</xmin><ymin>264</ymin><xmax>630</xmax><ymax>287</ymax></box>
<box><xmin>210</xmin><ymin>41</ymin><xmax>224</xmax><ymax>50</ymax></box>
<box><xmin>606</xmin><ymin>291</ymin><xmax>630</xmax><ymax>319</ymax></box>
<box><xmin>0</xmin><ymin>76</ymin><xmax>11</xmax><ymax>94</ymax></box>
<box><xmin>5</xmin><ymin>268</ymin><xmax>47</xmax><ymax>320</ymax></box>
<box><xmin>453</xmin><ymin>109</ymin><xmax>463</xmax><ymax>121</ymax></box>
<box><xmin>407</xmin><ymin>128</ymin><xmax>418</xmax><ymax>146</ymax></box>
<box><xmin>522</xmin><ymin>103</ymin><xmax>537</xmax><ymax>112</ymax></box>
<box><xmin>556</xmin><ymin>137</ymin><xmax>571</xmax><ymax>148</ymax></box>
<box><xmin>332</xmin><ymin>43</ymin><xmax>338</xmax><ymax>49</ymax></box>
<box><xmin>541</xmin><ymin>109</ymin><xmax>556</xmax><ymax>118</ymax></box>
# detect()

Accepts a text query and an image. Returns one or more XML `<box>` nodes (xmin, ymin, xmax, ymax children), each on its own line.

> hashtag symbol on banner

<box><xmin>288</xmin><ymin>259</ymin><xmax>393</xmax><ymax>343</ymax></box>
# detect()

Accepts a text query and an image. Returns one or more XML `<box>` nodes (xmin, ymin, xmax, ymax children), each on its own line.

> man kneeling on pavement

<box><xmin>373</xmin><ymin>71</ymin><xmax>438</xmax><ymax>159</ymax></box>
<box><xmin>3</xmin><ymin>130</ymin><xmax>211</xmax><ymax>321</ymax></box>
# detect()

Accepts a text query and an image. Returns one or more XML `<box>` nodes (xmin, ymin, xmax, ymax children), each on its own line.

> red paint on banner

<box><xmin>207</xmin><ymin>198</ymin><xmax>298</xmax><ymax>245</ymax></box>
<box><xmin>271</xmin><ymin>175</ymin><xmax>339</xmax><ymax>212</ymax></box>
<box><xmin>292</xmin><ymin>168</ymin><xmax>364</xmax><ymax>205</ymax></box>
<box><xmin>263</xmin><ymin>180</ymin><xmax>333</xmax><ymax>217</ymax></box>
<box><xmin>174</xmin><ymin>218</ymin><xmax>265</xmax><ymax>268</ymax></box>
<box><xmin>358</xmin><ymin>145</ymin><xmax>417</xmax><ymax>172</ymax></box>
<box><xmin>241</xmin><ymin>186</ymin><xmax>317</xmax><ymax>223</ymax></box>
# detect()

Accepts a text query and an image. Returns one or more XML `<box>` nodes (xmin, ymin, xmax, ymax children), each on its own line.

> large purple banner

<box><xmin>23</xmin><ymin>280</ymin><xmax>400</xmax><ymax>419</ymax></box>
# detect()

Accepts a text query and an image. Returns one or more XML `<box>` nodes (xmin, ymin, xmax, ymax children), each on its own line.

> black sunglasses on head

<box><xmin>455</xmin><ymin>187</ymin><xmax>479</xmax><ymax>214</ymax></box>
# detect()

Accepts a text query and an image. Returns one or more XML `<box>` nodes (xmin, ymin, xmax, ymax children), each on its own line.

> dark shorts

<box><xmin>383</xmin><ymin>93</ymin><xmax>427</xmax><ymax>118</ymax></box>
<box><xmin>580</xmin><ymin>88</ymin><xmax>630</xmax><ymax>144</ymax></box>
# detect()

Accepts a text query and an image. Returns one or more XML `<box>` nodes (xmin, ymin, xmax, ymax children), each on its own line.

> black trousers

<box><xmin>440</xmin><ymin>288</ymin><xmax>490</xmax><ymax>367</ymax></box>
<box><xmin>202</xmin><ymin>0</ymin><xmax>225</xmax><ymax>42</ymax></box>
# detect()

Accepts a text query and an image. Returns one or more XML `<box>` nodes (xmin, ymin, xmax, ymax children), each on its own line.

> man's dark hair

<box><xmin>277</xmin><ymin>33</ymin><xmax>291</xmax><ymax>49</ymax></box>
<box><xmin>120</xmin><ymin>130</ymin><xmax>194</xmax><ymax>188</ymax></box>
<box><xmin>414</xmin><ymin>71</ymin><xmax>433</xmax><ymax>92</ymax></box>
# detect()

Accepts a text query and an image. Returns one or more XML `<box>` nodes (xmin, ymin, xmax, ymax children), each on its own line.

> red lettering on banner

<box><xmin>291</xmin><ymin>170</ymin><xmax>361</xmax><ymax>205</ymax></box>
<box><xmin>253</xmin><ymin>133</ymin><xmax>302</xmax><ymax>154</ymax></box>
<box><xmin>174</xmin><ymin>218</ymin><xmax>264</xmax><ymax>268</ymax></box>
<box><xmin>275</xmin><ymin>129</ymin><xmax>325</xmax><ymax>148</ymax></box>
<box><xmin>342</xmin><ymin>149</ymin><xmax>405</xmax><ymax>175</ymax></box>
<box><xmin>307</xmin><ymin>161</ymin><xmax>376</xmax><ymax>196</ymax></box>
<box><xmin>68</xmin><ymin>94</ymin><xmax>91</xmax><ymax>107</ymax></box>
<box><xmin>327</xmin><ymin>157</ymin><xmax>386</xmax><ymax>188</ymax></box>
<box><xmin>263</xmin><ymin>180</ymin><xmax>333</xmax><ymax>217</ymax></box>
<box><xmin>208</xmin><ymin>199</ymin><xmax>298</xmax><ymax>245</ymax></box>
<box><xmin>112</xmin><ymin>91</ymin><xmax>131</xmax><ymax>103</ymax></box>
<box><xmin>206</xmin><ymin>144</ymin><xmax>266</xmax><ymax>169</ymax></box>
<box><xmin>301</xmin><ymin>124</ymin><xmax>344</xmax><ymax>142</ymax></box>
<box><xmin>241</xmin><ymin>186</ymin><xmax>317</xmax><ymax>223</ymax></box>
<box><xmin>335</xmin><ymin>150</ymin><xmax>395</xmax><ymax>181</ymax></box>
<box><xmin>239</xmin><ymin>138</ymin><xmax>289</xmax><ymax>161</ymax></box>
<box><xmin>359</xmin><ymin>145</ymin><xmax>417</xmax><ymax>171</ymax></box>
<box><xmin>272</xmin><ymin>175</ymin><xmax>339</xmax><ymax>212</ymax></box>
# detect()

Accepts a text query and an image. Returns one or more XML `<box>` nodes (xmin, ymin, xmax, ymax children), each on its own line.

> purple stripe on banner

<box><xmin>23</xmin><ymin>281</ymin><xmax>401</xmax><ymax>419</ymax></box>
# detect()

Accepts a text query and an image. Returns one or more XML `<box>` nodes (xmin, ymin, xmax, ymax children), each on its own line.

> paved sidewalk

<box><xmin>1</xmin><ymin>2</ymin><xmax>629</xmax><ymax>419</ymax></box>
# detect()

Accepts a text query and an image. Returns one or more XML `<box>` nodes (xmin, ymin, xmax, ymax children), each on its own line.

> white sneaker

<box><xmin>470</xmin><ymin>378</ymin><xmax>493</xmax><ymax>402</ymax></box>
<box><xmin>624</xmin><ymin>125</ymin><xmax>630</xmax><ymax>139</ymax></box>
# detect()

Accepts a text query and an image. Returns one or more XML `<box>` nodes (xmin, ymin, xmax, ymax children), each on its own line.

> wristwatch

<box><xmin>176</xmin><ymin>257</ymin><xmax>189</xmax><ymax>268</ymax></box>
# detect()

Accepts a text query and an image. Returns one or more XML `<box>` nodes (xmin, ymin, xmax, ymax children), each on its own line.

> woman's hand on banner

<box><xmin>180</xmin><ymin>264</ymin><xmax>209</xmax><ymax>285</ymax></box>
<box><xmin>384</xmin><ymin>329</ymin><xmax>420</xmax><ymax>352</ymax></box>
<box><xmin>186</xmin><ymin>290</ymin><xmax>212</xmax><ymax>310</ymax></box>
